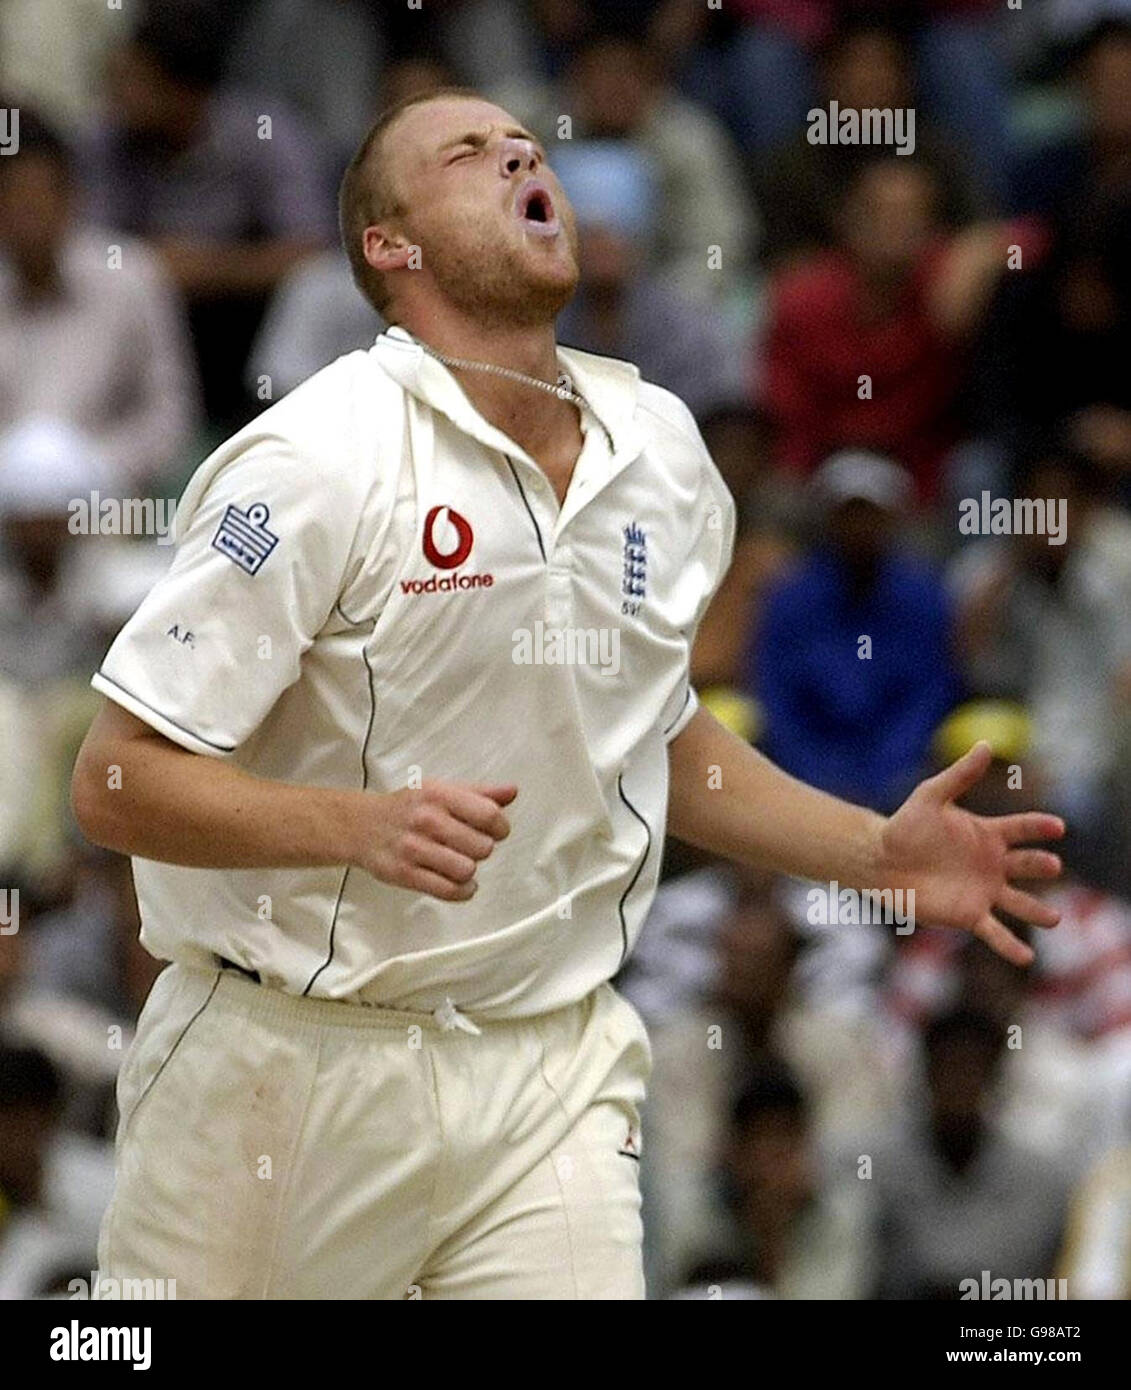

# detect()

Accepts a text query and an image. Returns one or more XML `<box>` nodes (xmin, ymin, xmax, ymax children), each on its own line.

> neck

<box><xmin>397</xmin><ymin>301</ymin><xmax>577</xmax><ymax>460</ymax></box>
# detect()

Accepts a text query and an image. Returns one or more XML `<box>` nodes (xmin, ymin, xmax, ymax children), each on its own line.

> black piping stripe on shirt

<box><xmin>616</xmin><ymin>773</ymin><xmax>653</xmax><ymax>968</ymax></box>
<box><xmin>302</xmin><ymin>607</ymin><xmax>378</xmax><ymax>997</ymax></box>
<box><xmin>505</xmin><ymin>457</ymin><xmax>546</xmax><ymax>562</ymax></box>
<box><xmin>662</xmin><ymin>685</ymin><xmax>693</xmax><ymax>738</ymax></box>
<box><xmin>94</xmin><ymin>671</ymin><xmax>237</xmax><ymax>753</ymax></box>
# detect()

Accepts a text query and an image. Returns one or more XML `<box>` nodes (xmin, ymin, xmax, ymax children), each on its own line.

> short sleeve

<box><xmin>92</xmin><ymin>434</ymin><xmax>367</xmax><ymax>756</ymax></box>
<box><xmin>662</xmin><ymin>683</ymin><xmax>701</xmax><ymax>742</ymax></box>
<box><xmin>661</xmin><ymin>414</ymin><xmax>736</xmax><ymax>744</ymax></box>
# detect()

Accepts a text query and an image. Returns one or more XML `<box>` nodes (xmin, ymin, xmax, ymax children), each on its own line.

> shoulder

<box><xmin>176</xmin><ymin>349</ymin><xmax>401</xmax><ymax>529</ymax></box>
<box><xmin>237</xmin><ymin>347</ymin><xmax>399</xmax><ymax>460</ymax></box>
<box><xmin>635</xmin><ymin>378</ymin><xmax>733</xmax><ymax>511</ymax></box>
<box><xmin>636</xmin><ymin>378</ymin><xmax>707</xmax><ymax>453</ymax></box>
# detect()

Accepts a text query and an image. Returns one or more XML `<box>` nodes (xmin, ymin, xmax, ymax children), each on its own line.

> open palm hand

<box><xmin>878</xmin><ymin>742</ymin><xmax>1065</xmax><ymax>965</ymax></box>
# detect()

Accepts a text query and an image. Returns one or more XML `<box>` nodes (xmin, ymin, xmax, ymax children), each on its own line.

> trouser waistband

<box><xmin>212</xmin><ymin>956</ymin><xmax>483</xmax><ymax>1035</ymax></box>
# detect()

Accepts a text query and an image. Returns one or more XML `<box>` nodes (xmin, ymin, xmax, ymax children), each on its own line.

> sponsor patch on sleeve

<box><xmin>210</xmin><ymin>502</ymin><xmax>279</xmax><ymax>576</ymax></box>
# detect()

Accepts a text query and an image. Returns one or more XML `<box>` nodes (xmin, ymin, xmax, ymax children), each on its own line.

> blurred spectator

<box><xmin>620</xmin><ymin>861</ymin><xmax>739</xmax><ymax>1295</ymax></box>
<box><xmin>0</xmin><ymin>681</ymin><xmax>41</xmax><ymax>871</ymax></box>
<box><xmin>377</xmin><ymin>0</ymin><xmax>542</xmax><ymax>95</ymax></box>
<box><xmin>1012</xmin><ymin>17</ymin><xmax>1131</xmax><ymax>218</ymax></box>
<box><xmin>983</xmin><ymin>22</ymin><xmax>1131</xmax><ymax>468</ymax></box>
<box><xmin>623</xmin><ymin>853</ymin><xmax>895</xmax><ymax>1296</ymax></box>
<box><xmin>1059</xmin><ymin>1144</ymin><xmax>1131</xmax><ymax>1298</ymax></box>
<box><xmin>756</xmin><ymin>15</ymin><xmax>990</xmax><ymax>269</ymax></box>
<box><xmin>680</xmin><ymin>1</ymin><xmax>1011</xmax><ymax>198</ymax></box>
<box><xmin>0</xmin><ymin>0</ymin><xmax>125</xmax><ymax>132</ymax></box>
<box><xmin>690</xmin><ymin>406</ymin><xmax>798</xmax><ymax>692</ymax></box>
<box><xmin>0</xmin><ymin>111</ymin><xmax>199</xmax><ymax>493</ymax></box>
<box><xmin>246</xmin><ymin>53</ymin><xmax>462</xmax><ymax>397</ymax></box>
<box><xmin>4</xmin><ymin>850</ymin><xmax>154</xmax><ymax>1098</ymax></box>
<box><xmin>948</xmin><ymin>447</ymin><xmax>1131</xmax><ymax>877</ymax></box>
<box><xmin>871</xmin><ymin>1008</ymin><xmax>1071</xmax><ymax>1299</ymax></box>
<box><xmin>493</xmin><ymin>23</ymin><xmax>755</xmax><ymax>307</ymax></box>
<box><xmin>81</xmin><ymin>4</ymin><xmax>334</xmax><ymax>427</ymax></box>
<box><xmin>0</xmin><ymin>420</ymin><xmax>114</xmax><ymax>688</ymax></box>
<box><xmin>745</xmin><ymin>450</ymin><xmax>958</xmax><ymax>812</ymax></box>
<box><xmin>226</xmin><ymin>0</ymin><xmax>384</xmax><ymax>167</ymax></box>
<box><xmin>884</xmin><ymin>702</ymin><xmax>1131</xmax><ymax>1170</ymax></box>
<box><xmin>675</xmin><ymin>1060</ymin><xmax>869</xmax><ymax>1299</ymax></box>
<box><xmin>248</xmin><ymin>251</ymin><xmax>383</xmax><ymax>401</ymax></box>
<box><xmin>0</xmin><ymin>1044</ymin><xmax>114</xmax><ymax>1299</ymax></box>
<box><xmin>554</xmin><ymin>142</ymin><xmax>746</xmax><ymax>416</ymax></box>
<box><xmin>0</xmin><ymin>420</ymin><xmax>170</xmax><ymax>883</ymax></box>
<box><xmin>759</xmin><ymin>157</ymin><xmax>1045</xmax><ymax>499</ymax></box>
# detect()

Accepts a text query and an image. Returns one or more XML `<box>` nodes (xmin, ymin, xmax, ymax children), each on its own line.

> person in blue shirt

<box><xmin>745</xmin><ymin>449</ymin><xmax>959</xmax><ymax>813</ymax></box>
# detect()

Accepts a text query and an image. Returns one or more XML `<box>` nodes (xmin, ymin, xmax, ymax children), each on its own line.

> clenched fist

<box><xmin>353</xmin><ymin>781</ymin><xmax>518</xmax><ymax>901</ymax></box>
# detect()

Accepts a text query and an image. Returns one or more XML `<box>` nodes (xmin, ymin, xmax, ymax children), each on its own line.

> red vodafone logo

<box><xmin>422</xmin><ymin>505</ymin><xmax>474</xmax><ymax>570</ymax></box>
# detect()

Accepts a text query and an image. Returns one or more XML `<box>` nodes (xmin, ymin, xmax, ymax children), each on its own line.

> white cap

<box><xmin>0</xmin><ymin>417</ymin><xmax>110</xmax><ymax>517</ymax></box>
<box><xmin>811</xmin><ymin>449</ymin><xmax>914</xmax><ymax>513</ymax></box>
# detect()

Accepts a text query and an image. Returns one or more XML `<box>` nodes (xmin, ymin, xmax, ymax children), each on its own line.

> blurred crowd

<box><xmin>2</xmin><ymin>0</ymin><xmax>1131</xmax><ymax>1300</ymax></box>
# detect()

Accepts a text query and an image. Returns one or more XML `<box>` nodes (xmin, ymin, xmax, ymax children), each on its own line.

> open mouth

<box><xmin>514</xmin><ymin>180</ymin><xmax>561</xmax><ymax>238</ymax></box>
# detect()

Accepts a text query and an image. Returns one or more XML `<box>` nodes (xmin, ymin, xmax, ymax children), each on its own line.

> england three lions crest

<box><xmin>621</xmin><ymin>522</ymin><xmax>647</xmax><ymax>617</ymax></box>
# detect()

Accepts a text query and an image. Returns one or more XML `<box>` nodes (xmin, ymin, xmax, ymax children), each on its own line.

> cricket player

<box><xmin>71</xmin><ymin>90</ymin><xmax>1065</xmax><ymax>1300</ymax></box>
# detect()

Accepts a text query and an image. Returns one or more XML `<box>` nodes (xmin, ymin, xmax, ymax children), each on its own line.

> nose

<box><xmin>497</xmin><ymin>137</ymin><xmax>538</xmax><ymax>178</ymax></box>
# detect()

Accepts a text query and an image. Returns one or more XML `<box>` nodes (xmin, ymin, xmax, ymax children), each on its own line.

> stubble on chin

<box><xmin>416</xmin><ymin>218</ymin><xmax>581</xmax><ymax>328</ymax></box>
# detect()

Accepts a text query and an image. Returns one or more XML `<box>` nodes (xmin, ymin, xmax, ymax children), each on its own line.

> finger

<box><xmin>432</xmin><ymin>816</ymin><xmax>497</xmax><ymax>862</ymax></box>
<box><xmin>996</xmin><ymin>884</ymin><xmax>1060</xmax><ymax>930</ymax></box>
<box><xmin>474</xmin><ymin>784</ymin><xmax>518</xmax><ymax>807</ymax></box>
<box><xmin>923</xmin><ymin>741</ymin><xmax>992</xmax><ymax>804</ymax></box>
<box><xmin>411</xmin><ymin>806</ymin><xmax>491</xmax><ymax>856</ymax></box>
<box><xmin>440</xmin><ymin>785</ymin><xmax>513</xmax><ymax>839</ymax></box>
<box><xmin>972</xmin><ymin>911</ymin><xmax>1034</xmax><ymax>966</ymax></box>
<box><xmin>403</xmin><ymin>865</ymin><xmax>477</xmax><ymax>903</ymax></box>
<box><xmin>994</xmin><ymin>812</ymin><xmax>1067</xmax><ymax>846</ymax></box>
<box><xmin>1003</xmin><ymin>849</ymin><xmax>1062</xmax><ymax>882</ymax></box>
<box><xmin>404</xmin><ymin>834</ymin><xmax>478</xmax><ymax>887</ymax></box>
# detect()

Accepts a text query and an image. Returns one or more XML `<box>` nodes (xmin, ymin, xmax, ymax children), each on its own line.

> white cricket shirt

<box><xmin>92</xmin><ymin>327</ymin><xmax>735</xmax><ymax>1018</ymax></box>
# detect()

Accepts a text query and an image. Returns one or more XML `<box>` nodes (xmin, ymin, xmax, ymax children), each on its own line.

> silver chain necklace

<box><xmin>414</xmin><ymin>337</ymin><xmax>616</xmax><ymax>451</ymax></box>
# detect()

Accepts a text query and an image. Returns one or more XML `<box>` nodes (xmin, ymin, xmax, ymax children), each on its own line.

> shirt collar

<box><xmin>370</xmin><ymin>325</ymin><xmax>647</xmax><ymax>475</ymax></box>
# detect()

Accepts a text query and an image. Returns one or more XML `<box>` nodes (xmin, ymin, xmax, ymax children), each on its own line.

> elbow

<box><xmin>70</xmin><ymin>740</ymin><xmax>122</xmax><ymax>851</ymax></box>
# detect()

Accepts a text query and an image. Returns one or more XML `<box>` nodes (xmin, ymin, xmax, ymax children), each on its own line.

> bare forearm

<box><xmin>72</xmin><ymin>701</ymin><xmax>517</xmax><ymax>902</ymax></box>
<box><xmin>73</xmin><ymin>725</ymin><xmax>361</xmax><ymax>870</ymax></box>
<box><xmin>667</xmin><ymin>707</ymin><xmax>885</xmax><ymax>887</ymax></box>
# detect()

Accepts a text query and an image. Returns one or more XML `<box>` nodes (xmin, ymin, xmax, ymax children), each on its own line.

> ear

<box><xmin>363</xmin><ymin>223</ymin><xmax>415</xmax><ymax>276</ymax></box>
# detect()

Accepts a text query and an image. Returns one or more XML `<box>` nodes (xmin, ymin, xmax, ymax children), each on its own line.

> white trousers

<box><xmin>98</xmin><ymin>963</ymin><xmax>652</xmax><ymax>1299</ymax></box>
